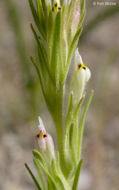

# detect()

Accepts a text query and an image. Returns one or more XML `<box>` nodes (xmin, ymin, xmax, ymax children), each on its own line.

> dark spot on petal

<box><xmin>78</xmin><ymin>64</ymin><xmax>81</xmax><ymax>69</ymax></box>
<box><xmin>58</xmin><ymin>7</ymin><xmax>61</xmax><ymax>11</ymax></box>
<box><xmin>54</xmin><ymin>3</ymin><xmax>57</xmax><ymax>7</ymax></box>
<box><xmin>43</xmin><ymin>134</ymin><xmax>47</xmax><ymax>138</ymax></box>
<box><xmin>83</xmin><ymin>66</ymin><xmax>86</xmax><ymax>70</ymax></box>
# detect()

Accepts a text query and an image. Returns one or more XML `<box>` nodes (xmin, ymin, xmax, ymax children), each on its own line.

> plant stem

<box><xmin>54</xmin><ymin>85</ymin><xmax>64</xmax><ymax>163</ymax></box>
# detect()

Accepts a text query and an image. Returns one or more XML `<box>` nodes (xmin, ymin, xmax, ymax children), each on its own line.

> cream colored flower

<box><xmin>71</xmin><ymin>48</ymin><xmax>91</xmax><ymax>104</ymax></box>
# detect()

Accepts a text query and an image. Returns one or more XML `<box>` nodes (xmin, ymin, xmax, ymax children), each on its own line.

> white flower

<box><xmin>36</xmin><ymin>117</ymin><xmax>55</xmax><ymax>160</ymax></box>
<box><xmin>70</xmin><ymin>49</ymin><xmax>91</xmax><ymax>104</ymax></box>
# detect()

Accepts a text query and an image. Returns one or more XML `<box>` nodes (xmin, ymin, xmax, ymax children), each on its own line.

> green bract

<box><xmin>29</xmin><ymin>0</ymin><xmax>85</xmax><ymax>119</ymax></box>
<box><xmin>26</xmin><ymin>0</ymin><xmax>93</xmax><ymax>190</ymax></box>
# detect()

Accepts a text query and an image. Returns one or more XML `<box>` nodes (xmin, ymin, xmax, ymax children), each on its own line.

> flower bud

<box><xmin>36</xmin><ymin>117</ymin><xmax>55</xmax><ymax>161</ymax></box>
<box><xmin>70</xmin><ymin>49</ymin><xmax>91</xmax><ymax>105</ymax></box>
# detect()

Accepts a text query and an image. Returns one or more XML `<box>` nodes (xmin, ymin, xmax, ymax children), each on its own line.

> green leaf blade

<box><xmin>78</xmin><ymin>90</ymin><xmax>94</xmax><ymax>159</ymax></box>
<box><xmin>50</xmin><ymin>12</ymin><xmax>62</xmax><ymax>86</ymax></box>
<box><xmin>72</xmin><ymin>160</ymin><xmax>83</xmax><ymax>190</ymax></box>
<box><xmin>33</xmin><ymin>159</ymin><xmax>47</xmax><ymax>190</ymax></box>
<box><xmin>29</xmin><ymin>0</ymin><xmax>45</xmax><ymax>38</ymax></box>
<box><xmin>25</xmin><ymin>163</ymin><xmax>42</xmax><ymax>190</ymax></box>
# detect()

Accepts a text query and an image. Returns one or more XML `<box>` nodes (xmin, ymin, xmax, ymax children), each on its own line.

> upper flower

<box><xmin>70</xmin><ymin>48</ymin><xmax>91</xmax><ymax>105</ymax></box>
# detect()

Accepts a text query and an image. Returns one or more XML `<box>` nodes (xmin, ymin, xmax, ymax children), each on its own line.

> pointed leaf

<box><xmin>51</xmin><ymin>160</ymin><xmax>65</xmax><ymax>190</ymax></box>
<box><xmin>77</xmin><ymin>0</ymin><xmax>85</xmax><ymax>30</ymax></box>
<box><xmin>56</xmin><ymin>152</ymin><xmax>61</xmax><ymax>172</ymax></box>
<box><xmin>29</xmin><ymin>0</ymin><xmax>45</xmax><ymax>38</ymax></box>
<box><xmin>34</xmin><ymin>159</ymin><xmax>47</xmax><ymax>190</ymax></box>
<box><xmin>34</xmin><ymin>158</ymin><xmax>57</xmax><ymax>190</ymax></box>
<box><xmin>31</xmin><ymin>24</ymin><xmax>55</xmax><ymax>86</ymax></box>
<box><xmin>64</xmin><ymin>92</ymin><xmax>74</xmax><ymax>131</ymax></box>
<box><xmin>66</xmin><ymin>0</ymin><xmax>77</xmax><ymax>34</ymax></box>
<box><xmin>37</xmin><ymin>0</ymin><xmax>46</xmax><ymax>35</ymax></box>
<box><xmin>25</xmin><ymin>163</ymin><xmax>42</xmax><ymax>190</ymax></box>
<box><xmin>78</xmin><ymin>90</ymin><xmax>94</xmax><ymax>159</ymax></box>
<box><xmin>75</xmin><ymin>96</ymin><xmax>84</xmax><ymax>116</ymax></box>
<box><xmin>69</xmin><ymin>123</ymin><xmax>77</xmax><ymax>164</ymax></box>
<box><xmin>31</xmin><ymin>24</ymin><xmax>47</xmax><ymax>65</ymax></box>
<box><xmin>50</xmin><ymin>11</ymin><xmax>62</xmax><ymax>86</ymax></box>
<box><xmin>81</xmin><ymin>0</ymin><xmax>85</xmax><ymax>15</ymax></box>
<box><xmin>32</xmin><ymin>150</ymin><xmax>47</xmax><ymax>168</ymax></box>
<box><xmin>30</xmin><ymin>57</ymin><xmax>45</xmax><ymax>99</ymax></box>
<box><xmin>64</xmin><ymin>27</ymin><xmax>82</xmax><ymax>83</ymax></box>
<box><xmin>72</xmin><ymin>160</ymin><xmax>83</xmax><ymax>190</ymax></box>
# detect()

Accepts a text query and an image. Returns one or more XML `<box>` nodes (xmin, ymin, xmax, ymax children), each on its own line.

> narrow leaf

<box><xmin>34</xmin><ymin>159</ymin><xmax>47</xmax><ymax>190</ymax></box>
<box><xmin>64</xmin><ymin>27</ymin><xmax>82</xmax><ymax>83</ymax></box>
<box><xmin>32</xmin><ymin>150</ymin><xmax>46</xmax><ymax>167</ymax></box>
<box><xmin>72</xmin><ymin>160</ymin><xmax>83</xmax><ymax>190</ymax></box>
<box><xmin>34</xmin><ymin>158</ymin><xmax>57</xmax><ymax>190</ymax></box>
<box><xmin>75</xmin><ymin>96</ymin><xmax>85</xmax><ymax>115</ymax></box>
<box><xmin>81</xmin><ymin>0</ymin><xmax>85</xmax><ymax>15</ymax></box>
<box><xmin>29</xmin><ymin>0</ymin><xmax>45</xmax><ymax>38</ymax></box>
<box><xmin>30</xmin><ymin>57</ymin><xmax>45</xmax><ymax>98</ymax></box>
<box><xmin>31</xmin><ymin>24</ymin><xmax>47</xmax><ymax>65</ymax></box>
<box><xmin>31</xmin><ymin>24</ymin><xmax>55</xmax><ymax>85</ymax></box>
<box><xmin>25</xmin><ymin>163</ymin><xmax>42</xmax><ymax>190</ymax></box>
<box><xmin>51</xmin><ymin>160</ymin><xmax>65</xmax><ymax>190</ymax></box>
<box><xmin>50</xmin><ymin>12</ymin><xmax>62</xmax><ymax>86</ymax></box>
<box><xmin>56</xmin><ymin>152</ymin><xmax>61</xmax><ymax>172</ymax></box>
<box><xmin>69</xmin><ymin>123</ymin><xmax>77</xmax><ymax>164</ymax></box>
<box><xmin>64</xmin><ymin>92</ymin><xmax>74</xmax><ymax>132</ymax></box>
<box><xmin>37</xmin><ymin>0</ymin><xmax>46</xmax><ymax>35</ymax></box>
<box><xmin>77</xmin><ymin>0</ymin><xmax>85</xmax><ymax>31</ymax></box>
<box><xmin>78</xmin><ymin>90</ymin><xmax>94</xmax><ymax>159</ymax></box>
<box><xmin>66</xmin><ymin>0</ymin><xmax>77</xmax><ymax>34</ymax></box>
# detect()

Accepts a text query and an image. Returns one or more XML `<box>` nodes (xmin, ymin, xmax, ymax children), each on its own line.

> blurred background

<box><xmin>0</xmin><ymin>0</ymin><xmax>119</xmax><ymax>189</ymax></box>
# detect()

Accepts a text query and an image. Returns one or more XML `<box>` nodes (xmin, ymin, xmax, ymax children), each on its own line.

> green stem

<box><xmin>53</xmin><ymin>86</ymin><xmax>64</xmax><ymax>158</ymax></box>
